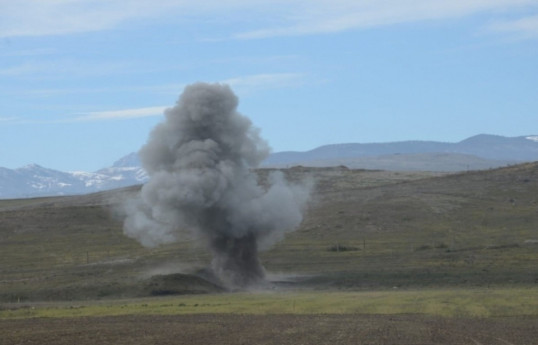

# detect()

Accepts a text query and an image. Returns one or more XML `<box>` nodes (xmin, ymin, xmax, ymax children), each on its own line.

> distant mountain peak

<box><xmin>458</xmin><ymin>134</ymin><xmax>505</xmax><ymax>144</ymax></box>
<box><xmin>0</xmin><ymin>155</ymin><xmax>148</xmax><ymax>199</ymax></box>
<box><xmin>18</xmin><ymin>163</ymin><xmax>44</xmax><ymax>170</ymax></box>
<box><xmin>112</xmin><ymin>152</ymin><xmax>141</xmax><ymax>168</ymax></box>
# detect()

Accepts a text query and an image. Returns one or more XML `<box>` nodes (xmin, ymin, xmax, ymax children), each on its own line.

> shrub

<box><xmin>414</xmin><ymin>244</ymin><xmax>432</xmax><ymax>251</ymax></box>
<box><xmin>328</xmin><ymin>244</ymin><xmax>360</xmax><ymax>252</ymax></box>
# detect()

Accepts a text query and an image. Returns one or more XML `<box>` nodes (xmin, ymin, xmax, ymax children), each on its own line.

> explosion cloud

<box><xmin>123</xmin><ymin>82</ymin><xmax>310</xmax><ymax>288</ymax></box>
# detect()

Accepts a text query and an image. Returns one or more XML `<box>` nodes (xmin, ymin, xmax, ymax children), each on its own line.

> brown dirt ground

<box><xmin>1</xmin><ymin>314</ymin><xmax>537</xmax><ymax>345</ymax></box>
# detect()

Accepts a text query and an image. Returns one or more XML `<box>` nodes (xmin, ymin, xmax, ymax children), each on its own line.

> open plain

<box><xmin>1</xmin><ymin>164</ymin><xmax>537</xmax><ymax>344</ymax></box>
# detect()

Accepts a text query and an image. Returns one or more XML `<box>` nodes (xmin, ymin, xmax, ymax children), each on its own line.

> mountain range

<box><xmin>0</xmin><ymin>154</ymin><xmax>147</xmax><ymax>199</ymax></box>
<box><xmin>1</xmin><ymin>134</ymin><xmax>538</xmax><ymax>199</ymax></box>
<box><xmin>262</xmin><ymin>134</ymin><xmax>538</xmax><ymax>167</ymax></box>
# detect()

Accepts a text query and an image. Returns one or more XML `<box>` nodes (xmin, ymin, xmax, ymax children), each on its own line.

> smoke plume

<box><xmin>123</xmin><ymin>82</ymin><xmax>310</xmax><ymax>288</ymax></box>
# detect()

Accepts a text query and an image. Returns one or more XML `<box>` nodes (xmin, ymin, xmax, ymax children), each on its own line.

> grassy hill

<box><xmin>0</xmin><ymin>164</ymin><xmax>537</xmax><ymax>302</ymax></box>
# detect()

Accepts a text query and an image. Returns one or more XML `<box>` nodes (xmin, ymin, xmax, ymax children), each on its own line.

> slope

<box><xmin>0</xmin><ymin>164</ymin><xmax>537</xmax><ymax>301</ymax></box>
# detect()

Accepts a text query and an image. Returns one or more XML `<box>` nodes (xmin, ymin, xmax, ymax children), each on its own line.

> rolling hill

<box><xmin>0</xmin><ymin>162</ymin><xmax>537</xmax><ymax>301</ymax></box>
<box><xmin>262</xmin><ymin>134</ymin><xmax>538</xmax><ymax>168</ymax></box>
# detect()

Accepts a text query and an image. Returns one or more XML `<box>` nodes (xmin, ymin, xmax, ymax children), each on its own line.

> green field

<box><xmin>2</xmin><ymin>288</ymin><xmax>537</xmax><ymax>319</ymax></box>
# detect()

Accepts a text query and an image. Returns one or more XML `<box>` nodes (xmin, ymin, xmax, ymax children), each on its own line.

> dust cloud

<box><xmin>123</xmin><ymin>82</ymin><xmax>310</xmax><ymax>288</ymax></box>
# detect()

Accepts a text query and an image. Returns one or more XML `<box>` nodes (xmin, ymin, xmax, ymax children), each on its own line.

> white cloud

<box><xmin>20</xmin><ymin>73</ymin><xmax>300</xmax><ymax>123</ymax></box>
<box><xmin>234</xmin><ymin>0</ymin><xmax>538</xmax><ymax>39</ymax></box>
<box><xmin>1</xmin><ymin>0</ymin><xmax>537</xmax><ymax>38</ymax></box>
<box><xmin>14</xmin><ymin>84</ymin><xmax>184</xmax><ymax>97</ymax></box>
<box><xmin>72</xmin><ymin>106</ymin><xmax>168</xmax><ymax>122</ymax></box>
<box><xmin>0</xmin><ymin>116</ymin><xmax>19</xmax><ymax>123</ymax></box>
<box><xmin>63</xmin><ymin>73</ymin><xmax>302</xmax><ymax>121</ymax></box>
<box><xmin>0</xmin><ymin>48</ymin><xmax>57</xmax><ymax>57</ymax></box>
<box><xmin>4</xmin><ymin>73</ymin><xmax>301</xmax><ymax>99</ymax></box>
<box><xmin>0</xmin><ymin>0</ymin><xmax>164</xmax><ymax>37</ymax></box>
<box><xmin>0</xmin><ymin>107</ymin><xmax>166</xmax><ymax>125</ymax></box>
<box><xmin>0</xmin><ymin>0</ymin><xmax>254</xmax><ymax>38</ymax></box>
<box><xmin>0</xmin><ymin>59</ymin><xmax>138</xmax><ymax>78</ymax></box>
<box><xmin>488</xmin><ymin>14</ymin><xmax>538</xmax><ymax>38</ymax></box>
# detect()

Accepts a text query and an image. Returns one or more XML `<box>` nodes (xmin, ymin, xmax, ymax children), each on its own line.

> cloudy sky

<box><xmin>1</xmin><ymin>0</ymin><xmax>537</xmax><ymax>171</ymax></box>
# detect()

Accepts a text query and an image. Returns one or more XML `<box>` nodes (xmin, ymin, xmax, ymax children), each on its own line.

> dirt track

<box><xmin>2</xmin><ymin>314</ymin><xmax>537</xmax><ymax>345</ymax></box>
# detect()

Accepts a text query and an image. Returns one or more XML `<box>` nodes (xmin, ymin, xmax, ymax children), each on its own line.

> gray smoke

<box><xmin>123</xmin><ymin>82</ymin><xmax>310</xmax><ymax>288</ymax></box>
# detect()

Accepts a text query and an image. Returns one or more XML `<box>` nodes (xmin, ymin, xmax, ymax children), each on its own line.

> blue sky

<box><xmin>1</xmin><ymin>0</ymin><xmax>538</xmax><ymax>172</ymax></box>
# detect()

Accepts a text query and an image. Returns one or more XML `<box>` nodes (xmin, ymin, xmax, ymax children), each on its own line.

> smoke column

<box><xmin>123</xmin><ymin>82</ymin><xmax>310</xmax><ymax>288</ymax></box>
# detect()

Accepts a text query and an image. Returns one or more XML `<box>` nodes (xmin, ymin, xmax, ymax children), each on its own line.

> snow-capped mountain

<box><xmin>1</xmin><ymin>134</ymin><xmax>538</xmax><ymax>199</ymax></box>
<box><xmin>0</xmin><ymin>154</ymin><xmax>147</xmax><ymax>199</ymax></box>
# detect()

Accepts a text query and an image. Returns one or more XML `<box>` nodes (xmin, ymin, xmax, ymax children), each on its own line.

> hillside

<box><xmin>264</xmin><ymin>152</ymin><xmax>514</xmax><ymax>171</ymax></box>
<box><xmin>0</xmin><ymin>164</ymin><xmax>537</xmax><ymax>301</ymax></box>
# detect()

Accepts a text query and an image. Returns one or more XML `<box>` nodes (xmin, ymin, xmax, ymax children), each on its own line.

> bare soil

<box><xmin>1</xmin><ymin>314</ymin><xmax>537</xmax><ymax>345</ymax></box>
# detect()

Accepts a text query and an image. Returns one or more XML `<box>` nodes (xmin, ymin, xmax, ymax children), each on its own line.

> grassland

<box><xmin>1</xmin><ymin>164</ymin><xmax>537</xmax><ymax>344</ymax></box>
<box><xmin>2</xmin><ymin>288</ymin><xmax>537</xmax><ymax>319</ymax></box>
<box><xmin>1</xmin><ymin>164</ymin><xmax>537</xmax><ymax>299</ymax></box>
